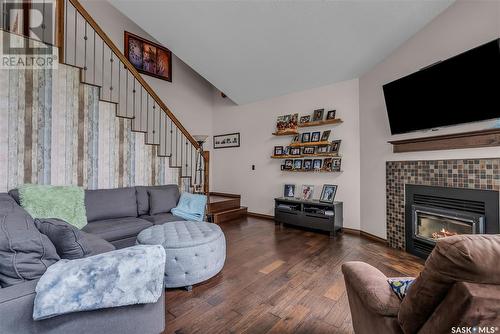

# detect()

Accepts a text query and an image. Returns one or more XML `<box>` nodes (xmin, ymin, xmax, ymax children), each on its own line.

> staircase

<box><xmin>1</xmin><ymin>0</ymin><xmax>208</xmax><ymax>192</ymax></box>
<box><xmin>208</xmin><ymin>193</ymin><xmax>247</xmax><ymax>224</ymax></box>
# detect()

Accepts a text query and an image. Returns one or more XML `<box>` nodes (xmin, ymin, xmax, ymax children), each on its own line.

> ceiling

<box><xmin>110</xmin><ymin>0</ymin><xmax>454</xmax><ymax>105</ymax></box>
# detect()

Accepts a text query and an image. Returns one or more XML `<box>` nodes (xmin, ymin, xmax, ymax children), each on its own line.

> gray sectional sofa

<box><xmin>0</xmin><ymin>185</ymin><xmax>185</xmax><ymax>334</ymax></box>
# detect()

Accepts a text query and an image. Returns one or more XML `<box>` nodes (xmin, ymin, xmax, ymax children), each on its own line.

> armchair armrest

<box><xmin>342</xmin><ymin>261</ymin><xmax>401</xmax><ymax>316</ymax></box>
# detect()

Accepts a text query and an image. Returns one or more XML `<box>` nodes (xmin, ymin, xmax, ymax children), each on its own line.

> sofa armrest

<box><xmin>342</xmin><ymin>261</ymin><xmax>401</xmax><ymax>316</ymax></box>
<box><xmin>417</xmin><ymin>282</ymin><xmax>500</xmax><ymax>333</ymax></box>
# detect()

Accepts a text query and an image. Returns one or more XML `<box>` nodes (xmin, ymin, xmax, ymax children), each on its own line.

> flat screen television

<box><xmin>383</xmin><ymin>38</ymin><xmax>500</xmax><ymax>135</ymax></box>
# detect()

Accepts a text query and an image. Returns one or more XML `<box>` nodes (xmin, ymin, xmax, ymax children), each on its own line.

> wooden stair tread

<box><xmin>212</xmin><ymin>206</ymin><xmax>248</xmax><ymax>224</ymax></box>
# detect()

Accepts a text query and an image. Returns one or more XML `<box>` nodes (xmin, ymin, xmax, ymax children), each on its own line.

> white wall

<box><xmin>359</xmin><ymin>0</ymin><xmax>500</xmax><ymax>239</ymax></box>
<box><xmin>212</xmin><ymin>79</ymin><xmax>361</xmax><ymax>230</ymax></box>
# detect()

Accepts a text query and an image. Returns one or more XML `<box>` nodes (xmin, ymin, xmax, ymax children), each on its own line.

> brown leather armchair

<box><xmin>342</xmin><ymin>235</ymin><xmax>500</xmax><ymax>334</ymax></box>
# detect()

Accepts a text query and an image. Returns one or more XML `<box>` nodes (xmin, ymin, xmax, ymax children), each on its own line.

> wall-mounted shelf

<box><xmin>389</xmin><ymin>128</ymin><xmax>500</xmax><ymax>153</ymax></box>
<box><xmin>283</xmin><ymin>169</ymin><xmax>343</xmax><ymax>173</ymax></box>
<box><xmin>290</xmin><ymin>141</ymin><xmax>330</xmax><ymax>147</ymax></box>
<box><xmin>299</xmin><ymin>118</ymin><xmax>343</xmax><ymax>128</ymax></box>
<box><xmin>271</xmin><ymin>153</ymin><xmax>340</xmax><ymax>159</ymax></box>
<box><xmin>272</xmin><ymin>130</ymin><xmax>299</xmax><ymax>136</ymax></box>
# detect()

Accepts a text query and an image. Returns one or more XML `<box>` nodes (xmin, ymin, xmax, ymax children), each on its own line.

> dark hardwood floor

<box><xmin>164</xmin><ymin>217</ymin><xmax>424</xmax><ymax>334</ymax></box>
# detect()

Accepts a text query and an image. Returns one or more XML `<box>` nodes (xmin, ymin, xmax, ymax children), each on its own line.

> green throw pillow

<box><xmin>19</xmin><ymin>184</ymin><xmax>88</xmax><ymax>229</ymax></box>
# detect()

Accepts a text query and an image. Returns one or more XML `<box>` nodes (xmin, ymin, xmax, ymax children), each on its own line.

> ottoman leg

<box><xmin>185</xmin><ymin>285</ymin><xmax>193</xmax><ymax>292</ymax></box>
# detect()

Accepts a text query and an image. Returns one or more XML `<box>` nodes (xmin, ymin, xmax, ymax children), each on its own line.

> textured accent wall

<box><xmin>0</xmin><ymin>64</ymin><xmax>178</xmax><ymax>193</ymax></box>
<box><xmin>386</xmin><ymin>159</ymin><xmax>500</xmax><ymax>250</ymax></box>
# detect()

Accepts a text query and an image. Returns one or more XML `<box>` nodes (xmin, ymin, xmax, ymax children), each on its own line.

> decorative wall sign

<box><xmin>213</xmin><ymin>133</ymin><xmax>240</xmax><ymax>149</ymax></box>
<box><xmin>125</xmin><ymin>31</ymin><xmax>172</xmax><ymax>82</ymax></box>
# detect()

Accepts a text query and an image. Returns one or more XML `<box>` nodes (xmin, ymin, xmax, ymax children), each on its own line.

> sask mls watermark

<box><xmin>0</xmin><ymin>0</ymin><xmax>58</xmax><ymax>69</ymax></box>
<box><xmin>451</xmin><ymin>326</ymin><xmax>499</xmax><ymax>334</ymax></box>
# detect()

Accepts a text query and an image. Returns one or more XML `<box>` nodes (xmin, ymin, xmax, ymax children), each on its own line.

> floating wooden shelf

<box><xmin>272</xmin><ymin>130</ymin><xmax>299</xmax><ymax>136</ymax></box>
<box><xmin>389</xmin><ymin>128</ymin><xmax>500</xmax><ymax>153</ymax></box>
<box><xmin>290</xmin><ymin>141</ymin><xmax>330</xmax><ymax>147</ymax></box>
<box><xmin>298</xmin><ymin>118</ymin><xmax>343</xmax><ymax>128</ymax></box>
<box><xmin>284</xmin><ymin>169</ymin><xmax>343</xmax><ymax>173</ymax></box>
<box><xmin>270</xmin><ymin>153</ymin><xmax>340</xmax><ymax>159</ymax></box>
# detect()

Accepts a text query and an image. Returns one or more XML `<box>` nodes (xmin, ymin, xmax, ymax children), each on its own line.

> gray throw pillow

<box><xmin>148</xmin><ymin>188</ymin><xmax>179</xmax><ymax>215</ymax></box>
<box><xmin>35</xmin><ymin>218</ymin><xmax>91</xmax><ymax>260</ymax></box>
<box><xmin>0</xmin><ymin>195</ymin><xmax>60</xmax><ymax>287</ymax></box>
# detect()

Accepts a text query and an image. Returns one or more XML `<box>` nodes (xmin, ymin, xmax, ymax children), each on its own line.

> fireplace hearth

<box><xmin>405</xmin><ymin>185</ymin><xmax>499</xmax><ymax>259</ymax></box>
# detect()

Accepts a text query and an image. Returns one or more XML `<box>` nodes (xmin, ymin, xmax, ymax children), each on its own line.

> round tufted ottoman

<box><xmin>136</xmin><ymin>221</ymin><xmax>226</xmax><ymax>290</ymax></box>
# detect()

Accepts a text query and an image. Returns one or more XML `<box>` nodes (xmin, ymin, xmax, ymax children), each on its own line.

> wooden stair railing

<box><xmin>53</xmin><ymin>0</ymin><xmax>208</xmax><ymax>193</ymax></box>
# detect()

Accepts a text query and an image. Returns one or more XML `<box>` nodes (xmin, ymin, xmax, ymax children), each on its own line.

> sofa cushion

<box><xmin>82</xmin><ymin>217</ymin><xmax>152</xmax><ymax>242</ymax></box>
<box><xmin>35</xmin><ymin>218</ymin><xmax>91</xmax><ymax>260</ymax></box>
<box><xmin>135</xmin><ymin>185</ymin><xmax>180</xmax><ymax>216</ymax></box>
<box><xmin>85</xmin><ymin>187</ymin><xmax>138</xmax><ymax>222</ymax></box>
<box><xmin>399</xmin><ymin>234</ymin><xmax>500</xmax><ymax>333</ymax></box>
<box><xmin>140</xmin><ymin>213</ymin><xmax>185</xmax><ymax>225</ymax></box>
<box><xmin>80</xmin><ymin>231</ymin><xmax>116</xmax><ymax>256</ymax></box>
<box><xmin>0</xmin><ymin>194</ymin><xmax>60</xmax><ymax>287</ymax></box>
<box><xmin>149</xmin><ymin>188</ymin><xmax>180</xmax><ymax>215</ymax></box>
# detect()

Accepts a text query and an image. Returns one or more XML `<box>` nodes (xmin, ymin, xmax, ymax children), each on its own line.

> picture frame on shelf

<box><xmin>301</xmin><ymin>132</ymin><xmax>311</xmax><ymax>143</ymax></box>
<box><xmin>331</xmin><ymin>140</ymin><xmax>341</xmax><ymax>154</ymax></box>
<box><xmin>284</xmin><ymin>184</ymin><xmax>296</xmax><ymax>198</ymax></box>
<box><xmin>320</xmin><ymin>184</ymin><xmax>338</xmax><ymax>203</ymax></box>
<box><xmin>321</xmin><ymin>130</ymin><xmax>331</xmax><ymax>142</ymax></box>
<box><xmin>326</xmin><ymin>110</ymin><xmax>336</xmax><ymax>120</ymax></box>
<box><xmin>311</xmin><ymin>131</ymin><xmax>321</xmax><ymax>142</ymax></box>
<box><xmin>317</xmin><ymin>145</ymin><xmax>330</xmax><ymax>154</ymax></box>
<box><xmin>280</xmin><ymin>165</ymin><xmax>285</xmax><ymax>171</ymax></box>
<box><xmin>313</xmin><ymin>159</ymin><xmax>322</xmax><ymax>170</ymax></box>
<box><xmin>274</xmin><ymin>146</ymin><xmax>284</xmax><ymax>156</ymax></box>
<box><xmin>301</xmin><ymin>185</ymin><xmax>314</xmax><ymax>200</ymax></box>
<box><xmin>293</xmin><ymin>160</ymin><xmax>303</xmax><ymax>170</ymax></box>
<box><xmin>284</xmin><ymin>159</ymin><xmax>293</xmax><ymax>170</ymax></box>
<box><xmin>303</xmin><ymin>159</ymin><xmax>312</xmax><ymax>170</ymax></box>
<box><xmin>276</xmin><ymin>114</ymin><xmax>298</xmax><ymax>134</ymax></box>
<box><xmin>213</xmin><ymin>132</ymin><xmax>240</xmax><ymax>149</ymax></box>
<box><xmin>300</xmin><ymin>115</ymin><xmax>311</xmax><ymax>124</ymax></box>
<box><xmin>332</xmin><ymin>158</ymin><xmax>342</xmax><ymax>172</ymax></box>
<box><xmin>303</xmin><ymin>147</ymin><xmax>315</xmax><ymax>155</ymax></box>
<box><xmin>322</xmin><ymin>158</ymin><xmax>333</xmax><ymax>171</ymax></box>
<box><xmin>290</xmin><ymin>147</ymin><xmax>301</xmax><ymax>156</ymax></box>
<box><xmin>283</xmin><ymin>146</ymin><xmax>291</xmax><ymax>155</ymax></box>
<box><xmin>313</xmin><ymin>109</ymin><xmax>324</xmax><ymax>121</ymax></box>
<box><xmin>292</xmin><ymin>134</ymin><xmax>300</xmax><ymax>144</ymax></box>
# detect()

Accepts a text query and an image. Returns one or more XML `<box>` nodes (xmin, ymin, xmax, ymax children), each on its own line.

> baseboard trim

<box><xmin>247</xmin><ymin>211</ymin><xmax>275</xmax><ymax>220</ymax></box>
<box><xmin>248</xmin><ymin>214</ymin><xmax>387</xmax><ymax>243</ymax></box>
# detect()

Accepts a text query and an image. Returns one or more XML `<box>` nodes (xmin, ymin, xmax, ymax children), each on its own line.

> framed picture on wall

<box><xmin>213</xmin><ymin>133</ymin><xmax>240</xmax><ymax>149</ymax></box>
<box><xmin>124</xmin><ymin>31</ymin><xmax>172</xmax><ymax>82</ymax></box>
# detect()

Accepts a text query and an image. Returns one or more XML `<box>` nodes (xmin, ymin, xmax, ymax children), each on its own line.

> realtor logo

<box><xmin>451</xmin><ymin>326</ymin><xmax>499</xmax><ymax>334</ymax></box>
<box><xmin>1</xmin><ymin>0</ymin><xmax>57</xmax><ymax>68</ymax></box>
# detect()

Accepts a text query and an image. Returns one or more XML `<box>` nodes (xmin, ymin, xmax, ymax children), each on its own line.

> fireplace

<box><xmin>405</xmin><ymin>185</ymin><xmax>499</xmax><ymax>259</ymax></box>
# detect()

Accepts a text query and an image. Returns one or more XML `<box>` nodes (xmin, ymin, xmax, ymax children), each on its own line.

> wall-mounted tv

<box><xmin>383</xmin><ymin>39</ymin><xmax>500</xmax><ymax>135</ymax></box>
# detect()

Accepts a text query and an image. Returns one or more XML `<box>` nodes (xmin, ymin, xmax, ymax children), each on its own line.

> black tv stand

<box><xmin>274</xmin><ymin>197</ymin><xmax>343</xmax><ymax>238</ymax></box>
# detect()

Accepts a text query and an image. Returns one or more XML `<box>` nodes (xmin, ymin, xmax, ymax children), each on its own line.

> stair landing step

<box><xmin>212</xmin><ymin>206</ymin><xmax>247</xmax><ymax>224</ymax></box>
<box><xmin>208</xmin><ymin>193</ymin><xmax>241</xmax><ymax>214</ymax></box>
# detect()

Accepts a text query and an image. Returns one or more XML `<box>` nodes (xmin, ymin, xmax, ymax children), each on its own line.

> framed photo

<box><xmin>303</xmin><ymin>159</ymin><xmax>312</xmax><ymax>170</ymax></box>
<box><xmin>293</xmin><ymin>160</ymin><xmax>303</xmax><ymax>170</ymax></box>
<box><xmin>213</xmin><ymin>133</ymin><xmax>240</xmax><ymax>149</ymax></box>
<box><xmin>125</xmin><ymin>31</ymin><xmax>172</xmax><ymax>82</ymax></box>
<box><xmin>276</xmin><ymin>114</ymin><xmax>298</xmax><ymax>133</ymax></box>
<box><xmin>292</xmin><ymin>134</ymin><xmax>300</xmax><ymax>144</ymax></box>
<box><xmin>320</xmin><ymin>184</ymin><xmax>338</xmax><ymax>203</ymax></box>
<box><xmin>317</xmin><ymin>145</ymin><xmax>330</xmax><ymax>154</ymax></box>
<box><xmin>284</xmin><ymin>184</ymin><xmax>296</xmax><ymax>198</ymax></box>
<box><xmin>300</xmin><ymin>115</ymin><xmax>311</xmax><ymax>124</ymax></box>
<box><xmin>303</xmin><ymin>147</ymin><xmax>315</xmax><ymax>155</ymax></box>
<box><xmin>331</xmin><ymin>140</ymin><xmax>341</xmax><ymax>153</ymax></box>
<box><xmin>301</xmin><ymin>132</ymin><xmax>311</xmax><ymax>143</ymax></box>
<box><xmin>321</xmin><ymin>130</ymin><xmax>331</xmax><ymax>142</ymax></box>
<box><xmin>283</xmin><ymin>146</ymin><xmax>291</xmax><ymax>155</ymax></box>
<box><xmin>301</xmin><ymin>185</ymin><xmax>314</xmax><ymax>200</ymax></box>
<box><xmin>332</xmin><ymin>158</ymin><xmax>342</xmax><ymax>172</ymax></box>
<box><xmin>311</xmin><ymin>131</ymin><xmax>321</xmax><ymax>142</ymax></box>
<box><xmin>284</xmin><ymin>159</ymin><xmax>293</xmax><ymax>170</ymax></box>
<box><xmin>313</xmin><ymin>159</ymin><xmax>322</xmax><ymax>170</ymax></box>
<box><xmin>280</xmin><ymin>165</ymin><xmax>285</xmax><ymax>171</ymax></box>
<box><xmin>274</xmin><ymin>146</ymin><xmax>284</xmax><ymax>156</ymax></box>
<box><xmin>326</xmin><ymin>110</ymin><xmax>336</xmax><ymax>120</ymax></box>
<box><xmin>322</xmin><ymin>158</ymin><xmax>333</xmax><ymax>171</ymax></box>
<box><xmin>313</xmin><ymin>109</ymin><xmax>324</xmax><ymax>121</ymax></box>
<box><xmin>290</xmin><ymin>147</ymin><xmax>301</xmax><ymax>156</ymax></box>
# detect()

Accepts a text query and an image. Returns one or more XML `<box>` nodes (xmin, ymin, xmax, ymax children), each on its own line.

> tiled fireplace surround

<box><xmin>386</xmin><ymin>158</ymin><xmax>500</xmax><ymax>250</ymax></box>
